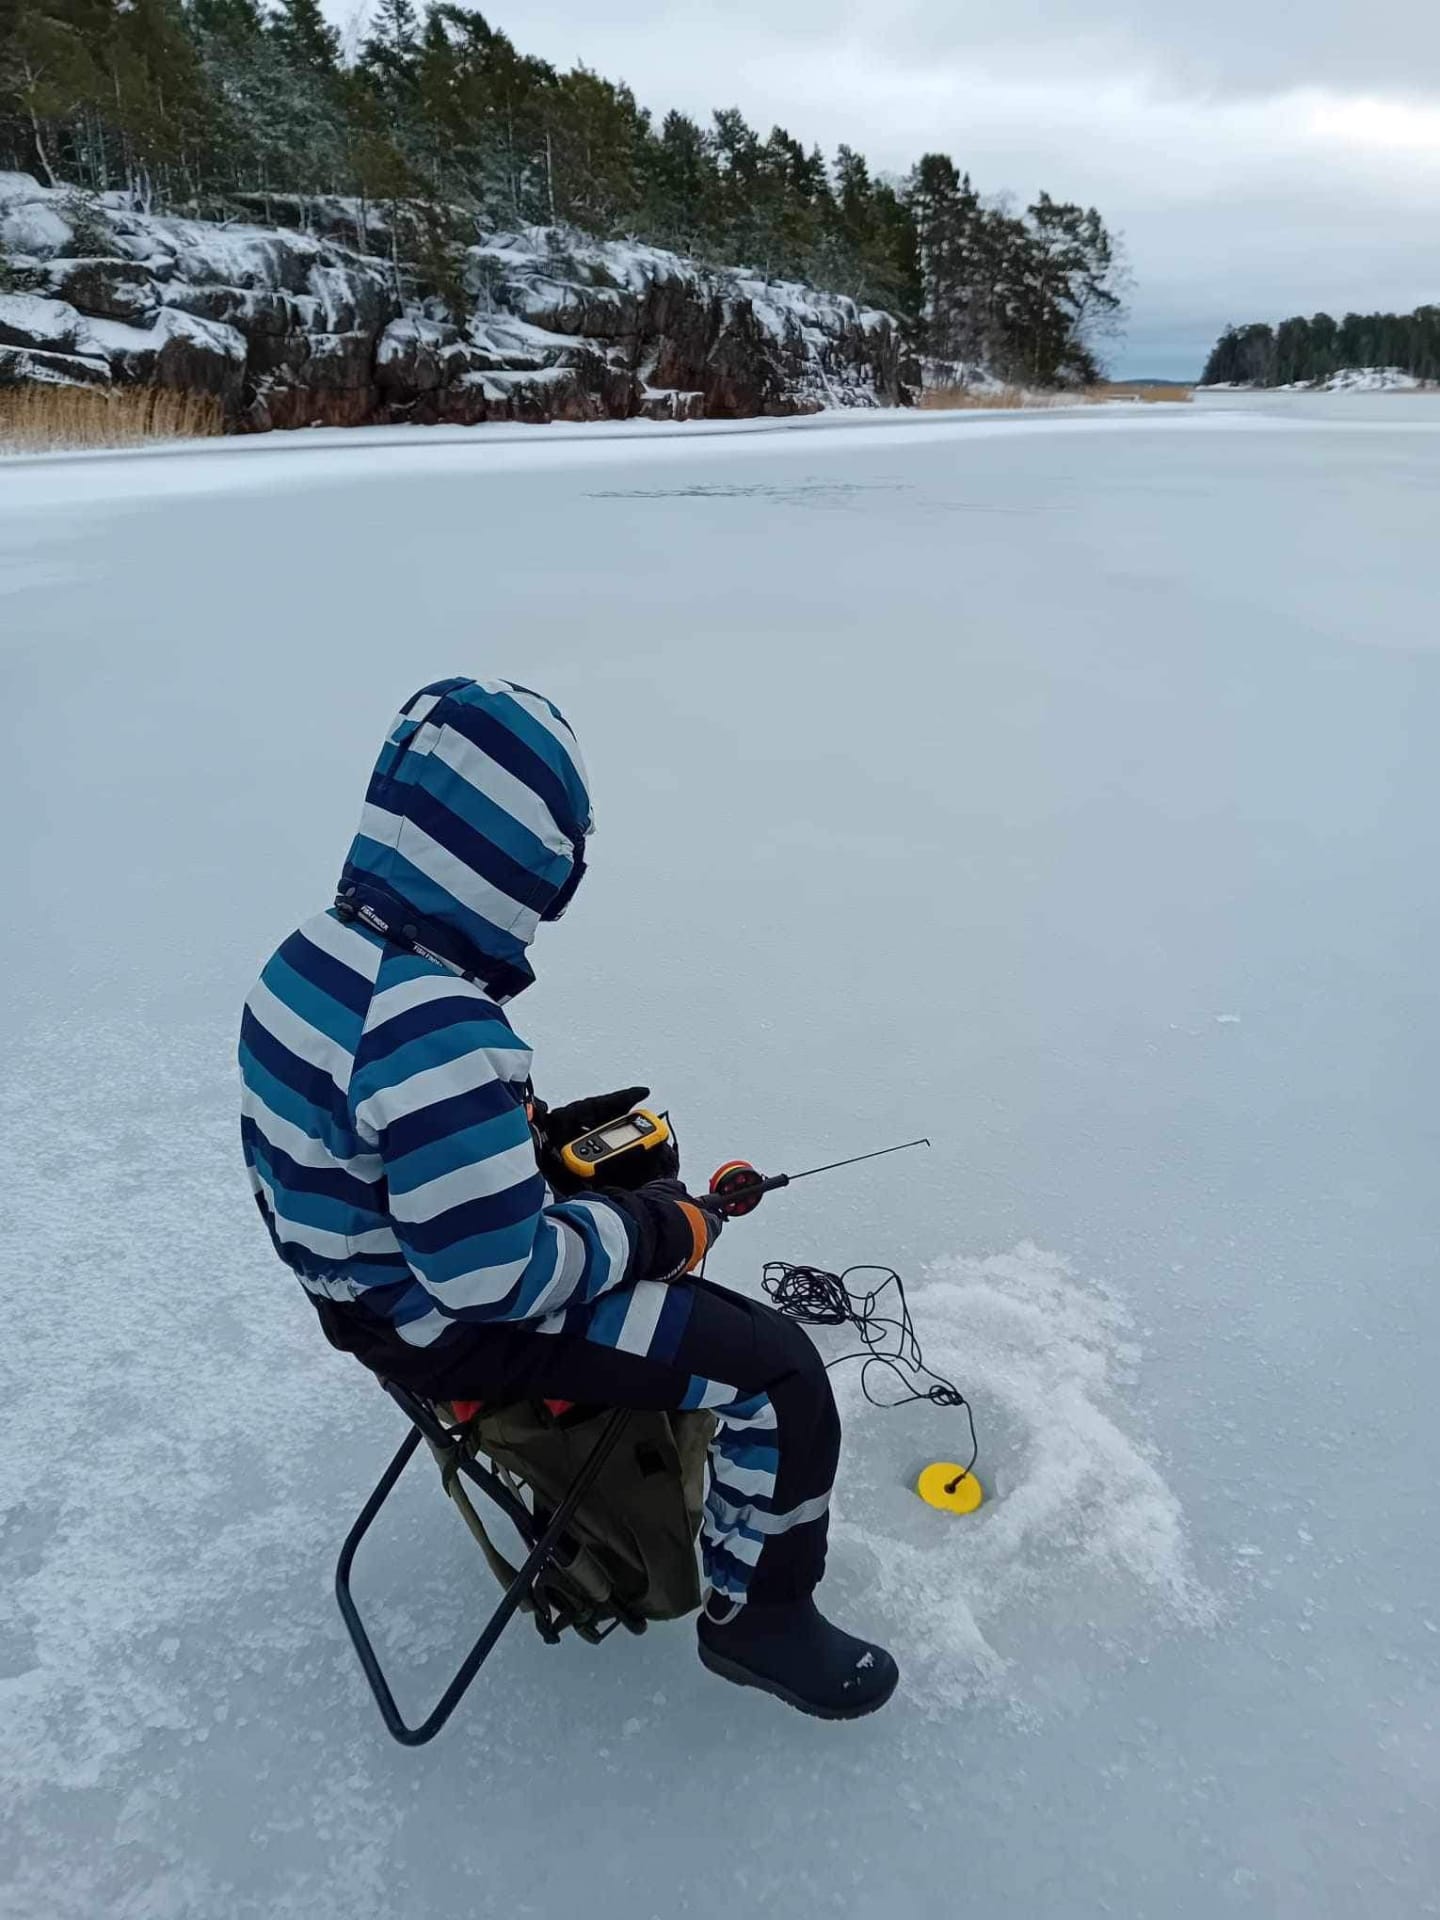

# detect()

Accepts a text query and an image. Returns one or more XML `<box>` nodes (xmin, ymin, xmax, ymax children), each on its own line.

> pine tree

<box><xmin>270</xmin><ymin>0</ymin><xmax>338</xmax><ymax>74</ymax></box>
<box><xmin>640</xmin><ymin>110</ymin><xmax>709</xmax><ymax>253</ymax></box>
<box><xmin>1200</xmin><ymin>322</ymin><xmax>1275</xmax><ymax>386</ymax></box>
<box><xmin>544</xmin><ymin>67</ymin><xmax>645</xmax><ymax>233</ymax></box>
<box><xmin>907</xmin><ymin>154</ymin><xmax>977</xmax><ymax>361</ymax></box>
<box><xmin>2</xmin><ymin>0</ymin><xmax>110</xmax><ymax>186</ymax></box>
<box><xmin>1020</xmin><ymin>194</ymin><xmax>1122</xmax><ymax>384</ymax></box>
<box><xmin>1273</xmin><ymin>316</ymin><xmax>1314</xmax><ymax>385</ymax></box>
<box><xmin>360</xmin><ymin>0</ymin><xmax>419</xmax><ymax>91</ymax></box>
<box><xmin>708</xmin><ymin>107</ymin><xmax>764</xmax><ymax>264</ymax></box>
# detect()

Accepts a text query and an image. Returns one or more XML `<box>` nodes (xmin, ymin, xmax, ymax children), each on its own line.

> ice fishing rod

<box><xmin>701</xmin><ymin>1133</ymin><xmax>984</xmax><ymax>1516</ymax></box>
<box><xmin>699</xmin><ymin>1136</ymin><xmax>931</xmax><ymax>1216</ymax></box>
<box><xmin>558</xmin><ymin>1115</ymin><xmax>981</xmax><ymax>1515</ymax></box>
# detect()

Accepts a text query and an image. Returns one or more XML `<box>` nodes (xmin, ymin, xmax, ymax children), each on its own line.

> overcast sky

<box><xmin>333</xmin><ymin>1</ymin><xmax>1440</xmax><ymax>375</ymax></box>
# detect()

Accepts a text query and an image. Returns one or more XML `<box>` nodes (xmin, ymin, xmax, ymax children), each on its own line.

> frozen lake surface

<box><xmin>1</xmin><ymin>397</ymin><xmax>1436</xmax><ymax>1918</ymax></box>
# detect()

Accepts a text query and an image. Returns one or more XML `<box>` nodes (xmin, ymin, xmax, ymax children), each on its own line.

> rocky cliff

<box><xmin>0</xmin><ymin>175</ymin><xmax>912</xmax><ymax>430</ymax></box>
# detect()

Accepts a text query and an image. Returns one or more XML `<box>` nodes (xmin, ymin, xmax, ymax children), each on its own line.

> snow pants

<box><xmin>320</xmin><ymin>1277</ymin><xmax>840</xmax><ymax>1608</ymax></box>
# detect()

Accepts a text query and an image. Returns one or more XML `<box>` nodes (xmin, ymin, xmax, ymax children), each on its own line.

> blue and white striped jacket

<box><xmin>239</xmin><ymin>678</ymin><xmax>690</xmax><ymax>1358</ymax></box>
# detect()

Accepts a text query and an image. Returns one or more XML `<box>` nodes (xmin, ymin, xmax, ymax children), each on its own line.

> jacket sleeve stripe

<box><xmin>360</xmin><ymin>998</ymin><xmax>527</xmax><ymax>1075</ymax></box>
<box><xmin>352</xmin><ymin>1041</ymin><xmax>521</xmax><ymax>1135</ymax></box>
<box><xmin>545</xmin><ymin>1198</ymin><xmax>633</xmax><ymax>1304</ymax></box>
<box><xmin>240</xmin><ymin>1044</ymin><xmax>360</xmax><ymax>1159</ymax></box>
<box><xmin>348</xmin><ymin>973</ymin><xmax>640</xmax><ymax>1327</ymax></box>
<box><xmin>242</xmin><ymin>1116</ymin><xmax>382</xmax><ymax>1211</ymax></box>
<box><xmin>365</xmin><ymin>968</ymin><xmax>490</xmax><ymax>1030</ymax></box>
<box><xmin>249</xmin><ymin>1162</ymin><xmax>397</xmax><ymax>1259</ymax></box>
<box><xmin>510</xmin><ymin>1215</ymin><xmax>591</xmax><ymax>1319</ymax></box>
<box><xmin>383</xmin><ymin>1109</ymin><xmax>524</xmax><ymax>1197</ymax></box>
<box><xmin>407</xmin><ymin>1197</ymin><xmax>548</xmax><ymax>1277</ymax></box>
<box><xmin>387</xmin><ymin>1137</ymin><xmax>542</xmax><ymax>1231</ymax></box>
<box><xmin>356</xmin><ymin>1016</ymin><xmax>524</xmax><ymax>1106</ymax></box>
<box><xmin>240</xmin><ymin>1012</ymin><xmax>352</xmax><ymax>1137</ymax></box>
<box><xmin>415</xmin><ymin>1239</ymin><xmax>542</xmax><ymax>1315</ymax></box>
<box><xmin>241</xmin><ymin>1082</ymin><xmax>381</xmax><ymax>1180</ymax></box>
<box><xmin>364</xmin><ymin>1074</ymin><xmax>519</xmax><ymax>1162</ymax></box>
<box><xmin>277</xmin><ymin>926</ymin><xmax>376</xmax><ymax>1017</ymax></box>
<box><xmin>263</xmin><ymin>949</ymin><xmax>367</xmax><ymax>1053</ymax></box>
<box><xmin>301</xmin><ymin>907</ymin><xmax>384</xmax><ymax>980</ymax></box>
<box><xmin>249</xmin><ymin>975</ymin><xmax>357</xmax><ymax>1094</ymax></box>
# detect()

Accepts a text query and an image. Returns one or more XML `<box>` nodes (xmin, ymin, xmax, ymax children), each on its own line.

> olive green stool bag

<box><xmin>430</xmin><ymin>1402</ymin><xmax>716</xmax><ymax>1638</ymax></box>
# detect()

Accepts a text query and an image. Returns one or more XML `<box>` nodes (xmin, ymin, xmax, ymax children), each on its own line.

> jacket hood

<box><xmin>337</xmin><ymin>677</ymin><xmax>593</xmax><ymax>1000</ymax></box>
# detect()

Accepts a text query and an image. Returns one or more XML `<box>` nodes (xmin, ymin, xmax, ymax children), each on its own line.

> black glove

<box><xmin>535</xmin><ymin>1086</ymin><xmax>650</xmax><ymax>1147</ymax></box>
<box><xmin>530</xmin><ymin>1086</ymin><xmax>681</xmax><ymax>1194</ymax></box>
<box><xmin>630</xmin><ymin>1178</ymin><xmax>723</xmax><ymax>1280</ymax></box>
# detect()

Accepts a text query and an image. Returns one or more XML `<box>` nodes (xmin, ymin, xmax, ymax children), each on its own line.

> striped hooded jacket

<box><xmin>239</xmin><ymin>678</ymin><xmax>703</xmax><ymax>1362</ymax></box>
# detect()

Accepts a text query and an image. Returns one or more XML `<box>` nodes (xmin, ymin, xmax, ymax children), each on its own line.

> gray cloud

<box><xmin>883</xmin><ymin>1</ymin><xmax>1440</xmax><ymax>96</ymax></box>
<box><xmin>497</xmin><ymin>0</ymin><xmax>1440</xmax><ymax>98</ymax></box>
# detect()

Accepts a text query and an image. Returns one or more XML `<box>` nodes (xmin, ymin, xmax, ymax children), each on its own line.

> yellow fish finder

<box><xmin>559</xmin><ymin>1108</ymin><xmax>674</xmax><ymax>1182</ymax></box>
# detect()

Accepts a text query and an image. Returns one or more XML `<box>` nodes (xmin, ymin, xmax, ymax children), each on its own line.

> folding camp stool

<box><xmin>335</xmin><ymin>1381</ymin><xmax>637</xmax><ymax>1745</ymax></box>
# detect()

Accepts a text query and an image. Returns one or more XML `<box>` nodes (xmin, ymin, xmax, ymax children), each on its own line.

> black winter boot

<box><xmin>697</xmin><ymin>1597</ymin><xmax>898</xmax><ymax>1719</ymax></box>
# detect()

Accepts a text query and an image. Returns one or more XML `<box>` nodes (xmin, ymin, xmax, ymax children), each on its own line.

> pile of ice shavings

<box><xmin>819</xmin><ymin>1245</ymin><xmax>1215</xmax><ymax>1717</ymax></box>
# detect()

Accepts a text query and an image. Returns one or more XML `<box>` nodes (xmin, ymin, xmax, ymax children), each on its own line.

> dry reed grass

<box><xmin>920</xmin><ymin>385</ymin><xmax>1067</xmax><ymax>411</ymax></box>
<box><xmin>1097</xmin><ymin>383</ymin><xmax>1193</xmax><ymax>403</ymax></box>
<box><xmin>0</xmin><ymin>382</ymin><xmax>224</xmax><ymax>452</ymax></box>
<box><xmin>921</xmin><ymin>381</ymin><xmax>1192</xmax><ymax>411</ymax></box>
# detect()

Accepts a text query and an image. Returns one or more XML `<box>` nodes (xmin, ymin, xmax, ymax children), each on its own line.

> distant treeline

<box><xmin>1202</xmin><ymin>308</ymin><xmax>1440</xmax><ymax>386</ymax></box>
<box><xmin>0</xmin><ymin>0</ymin><xmax>1125</xmax><ymax>385</ymax></box>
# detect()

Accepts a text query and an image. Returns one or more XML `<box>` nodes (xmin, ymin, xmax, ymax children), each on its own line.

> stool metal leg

<box><xmin>335</xmin><ymin>1405</ymin><xmax>633</xmax><ymax>1746</ymax></box>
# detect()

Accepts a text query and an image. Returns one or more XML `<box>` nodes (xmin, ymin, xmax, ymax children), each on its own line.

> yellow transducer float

<box><xmin>917</xmin><ymin>1461</ymin><xmax>985</xmax><ymax>1514</ymax></box>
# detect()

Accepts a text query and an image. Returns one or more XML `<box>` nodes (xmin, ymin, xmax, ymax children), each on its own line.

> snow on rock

<box><xmin>0</xmin><ymin>172</ymin><xmax>73</xmax><ymax>257</ymax></box>
<box><xmin>1201</xmin><ymin>366</ymin><xmax>1429</xmax><ymax>394</ymax></box>
<box><xmin>0</xmin><ymin>290</ymin><xmax>92</xmax><ymax>355</ymax></box>
<box><xmin>0</xmin><ymin>342</ymin><xmax>111</xmax><ymax>387</ymax></box>
<box><xmin>1308</xmin><ymin>366</ymin><xmax>1424</xmax><ymax>393</ymax></box>
<box><xmin>47</xmin><ymin>257</ymin><xmax>161</xmax><ymax>324</ymax></box>
<box><xmin>0</xmin><ymin>173</ymin><xmax>911</xmax><ymax>430</ymax></box>
<box><xmin>375</xmin><ymin>315</ymin><xmax>488</xmax><ymax>395</ymax></box>
<box><xmin>467</xmin><ymin>228</ymin><xmax>907</xmax><ymax>416</ymax></box>
<box><xmin>84</xmin><ymin>308</ymin><xmax>248</xmax><ymax>403</ymax></box>
<box><xmin>0</xmin><ymin>173</ymin><xmax>399</xmax><ymax>428</ymax></box>
<box><xmin>0</xmin><ymin>290</ymin><xmax>112</xmax><ymax>387</ymax></box>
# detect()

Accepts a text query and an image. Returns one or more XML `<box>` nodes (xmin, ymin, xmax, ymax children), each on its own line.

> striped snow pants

<box><xmin>320</xmin><ymin>1277</ymin><xmax>840</xmax><ymax>1607</ymax></box>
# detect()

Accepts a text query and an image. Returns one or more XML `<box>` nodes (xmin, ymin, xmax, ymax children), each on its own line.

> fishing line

<box><xmin>762</xmin><ymin>1261</ymin><xmax>979</xmax><ymax>1487</ymax></box>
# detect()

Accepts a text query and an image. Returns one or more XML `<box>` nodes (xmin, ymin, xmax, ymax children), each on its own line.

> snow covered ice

<box><xmin>1</xmin><ymin>395</ymin><xmax>1437</xmax><ymax>1917</ymax></box>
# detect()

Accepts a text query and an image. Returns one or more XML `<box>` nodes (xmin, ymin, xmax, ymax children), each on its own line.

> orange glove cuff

<box><xmin>678</xmin><ymin>1202</ymin><xmax>712</xmax><ymax>1273</ymax></box>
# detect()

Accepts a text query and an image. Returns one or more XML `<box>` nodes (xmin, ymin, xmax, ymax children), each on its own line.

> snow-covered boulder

<box><xmin>0</xmin><ymin>291</ymin><xmax>90</xmax><ymax>354</ymax></box>
<box><xmin>1200</xmin><ymin>366</ymin><xmax>1432</xmax><ymax>395</ymax></box>
<box><xmin>48</xmin><ymin>257</ymin><xmax>162</xmax><ymax>324</ymax></box>
<box><xmin>1313</xmin><ymin>366</ymin><xmax>1423</xmax><ymax>393</ymax></box>
<box><xmin>0</xmin><ymin>172</ymin><xmax>73</xmax><ymax>257</ymax></box>
<box><xmin>0</xmin><ymin>343</ymin><xmax>111</xmax><ymax>387</ymax></box>
<box><xmin>376</xmin><ymin>316</ymin><xmax>487</xmax><ymax>394</ymax></box>
<box><xmin>88</xmin><ymin>308</ymin><xmax>247</xmax><ymax>403</ymax></box>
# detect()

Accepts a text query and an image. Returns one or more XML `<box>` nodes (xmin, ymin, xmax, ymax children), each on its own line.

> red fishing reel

<box><xmin>707</xmin><ymin>1159</ymin><xmax>770</xmax><ymax>1216</ymax></box>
